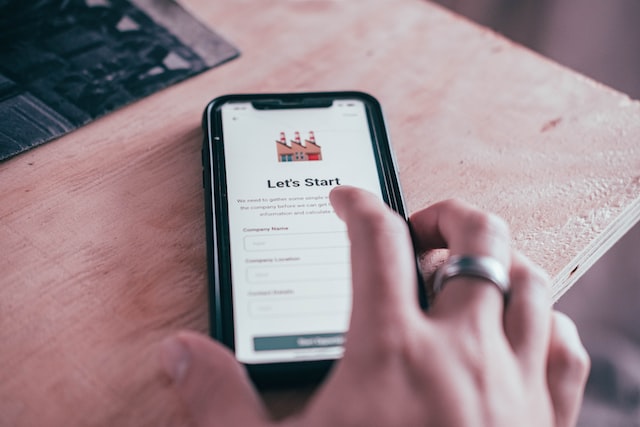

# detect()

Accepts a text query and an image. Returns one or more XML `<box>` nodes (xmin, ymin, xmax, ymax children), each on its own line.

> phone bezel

<box><xmin>202</xmin><ymin>91</ymin><xmax>418</xmax><ymax>387</ymax></box>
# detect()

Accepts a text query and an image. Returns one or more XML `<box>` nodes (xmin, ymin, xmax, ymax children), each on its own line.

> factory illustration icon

<box><xmin>275</xmin><ymin>131</ymin><xmax>322</xmax><ymax>162</ymax></box>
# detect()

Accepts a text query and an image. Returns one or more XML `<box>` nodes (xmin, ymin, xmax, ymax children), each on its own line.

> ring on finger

<box><xmin>433</xmin><ymin>255</ymin><xmax>510</xmax><ymax>298</ymax></box>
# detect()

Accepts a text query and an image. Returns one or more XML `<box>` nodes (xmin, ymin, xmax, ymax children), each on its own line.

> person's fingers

<box><xmin>503</xmin><ymin>251</ymin><xmax>552</xmax><ymax>372</ymax></box>
<box><xmin>160</xmin><ymin>331</ymin><xmax>268</xmax><ymax>427</ymax></box>
<box><xmin>410</xmin><ymin>199</ymin><xmax>511</xmax><ymax>324</ymax></box>
<box><xmin>547</xmin><ymin>312</ymin><xmax>590</xmax><ymax>427</ymax></box>
<box><xmin>409</xmin><ymin>199</ymin><xmax>510</xmax><ymax>261</ymax></box>
<box><xmin>329</xmin><ymin>186</ymin><xmax>420</xmax><ymax>349</ymax></box>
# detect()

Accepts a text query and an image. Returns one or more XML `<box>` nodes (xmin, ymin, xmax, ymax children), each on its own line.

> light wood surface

<box><xmin>1</xmin><ymin>1</ymin><xmax>638</xmax><ymax>425</ymax></box>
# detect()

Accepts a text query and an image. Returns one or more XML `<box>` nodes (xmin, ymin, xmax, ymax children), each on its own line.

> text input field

<box><xmin>244</xmin><ymin>232</ymin><xmax>349</xmax><ymax>251</ymax></box>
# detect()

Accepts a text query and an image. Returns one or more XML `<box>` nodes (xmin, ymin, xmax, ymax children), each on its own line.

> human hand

<box><xmin>160</xmin><ymin>186</ymin><xmax>589</xmax><ymax>427</ymax></box>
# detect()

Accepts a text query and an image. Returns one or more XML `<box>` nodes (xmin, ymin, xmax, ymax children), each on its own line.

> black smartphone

<box><xmin>202</xmin><ymin>91</ymin><xmax>419</xmax><ymax>387</ymax></box>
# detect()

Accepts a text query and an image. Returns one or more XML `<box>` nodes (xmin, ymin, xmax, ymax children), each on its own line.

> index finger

<box><xmin>409</xmin><ymin>199</ymin><xmax>511</xmax><ymax>323</ymax></box>
<box><xmin>410</xmin><ymin>199</ymin><xmax>511</xmax><ymax>265</ymax></box>
<box><xmin>330</xmin><ymin>186</ymin><xmax>420</xmax><ymax>343</ymax></box>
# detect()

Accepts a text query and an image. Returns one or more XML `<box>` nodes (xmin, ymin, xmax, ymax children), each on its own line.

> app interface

<box><xmin>221</xmin><ymin>99</ymin><xmax>384</xmax><ymax>363</ymax></box>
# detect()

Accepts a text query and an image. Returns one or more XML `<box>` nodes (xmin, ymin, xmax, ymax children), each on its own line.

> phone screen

<box><xmin>219</xmin><ymin>99</ymin><xmax>386</xmax><ymax>364</ymax></box>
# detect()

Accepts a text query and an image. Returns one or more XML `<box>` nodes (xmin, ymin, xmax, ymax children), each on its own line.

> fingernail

<box><xmin>160</xmin><ymin>336</ymin><xmax>191</xmax><ymax>383</ymax></box>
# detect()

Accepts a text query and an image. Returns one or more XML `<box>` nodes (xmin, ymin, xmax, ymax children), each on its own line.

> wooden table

<box><xmin>1</xmin><ymin>1</ymin><xmax>638</xmax><ymax>425</ymax></box>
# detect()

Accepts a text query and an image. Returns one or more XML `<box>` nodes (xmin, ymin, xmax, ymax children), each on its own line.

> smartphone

<box><xmin>202</xmin><ymin>92</ymin><xmax>421</xmax><ymax>387</ymax></box>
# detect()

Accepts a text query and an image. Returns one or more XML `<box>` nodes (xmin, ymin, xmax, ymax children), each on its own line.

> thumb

<box><xmin>160</xmin><ymin>331</ymin><xmax>269</xmax><ymax>427</ymax></box>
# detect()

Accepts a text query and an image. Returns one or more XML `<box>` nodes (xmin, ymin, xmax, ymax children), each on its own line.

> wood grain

<box><xmin>1</xmin><ymin>1</ymin><xmax>638</xmax><ymax>425</ymax></box>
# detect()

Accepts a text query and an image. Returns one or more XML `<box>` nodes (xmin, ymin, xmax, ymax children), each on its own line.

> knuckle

<box><xmin>470</xmin><ymin>211</ymin><xmax>509</xmax><ymax>240</ymax></box>
<box><xmin>551</xmin><ymin>314</ymin><xmax>591</xmax><ymax>378</ymax></box>
<box><xmin>553</xmin><ymin>340</ymin><xmax>591</xmax><ymax>378</ymax></box>
<box><xmin>574</xmin><ymin>345</ymin><xmax>591</xmax><ymax>376</ymax></box>
<box><xmin>447</xmin><ymin>200</ymin><xmax>510</xmax><ymax>242</ymax></box>
<box><xmin>510</xmin><ymin>261</ymin><xmax>552</xmax><ymax>300</ymax></box>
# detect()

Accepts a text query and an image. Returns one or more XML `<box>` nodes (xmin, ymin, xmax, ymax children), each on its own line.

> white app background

<box><xmin>221</xmin><ymin>100</ymin><xmax>384</xmax><ymax>363</ymax></box>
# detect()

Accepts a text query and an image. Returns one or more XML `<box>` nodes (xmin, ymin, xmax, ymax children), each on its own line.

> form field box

<box><xmin>249</xmin><ymin>296</ymin><xmax>351</xmax><ymax>317</ymax></box>
<box><xmin>244</xmin><ymin>232</ymin><xmax>349</xmax><ymax>251</ymax></box>
<box><xmin>247</xmin><ymin>263</ymin><xmax>350</xmax><ymax>283</ymax></box>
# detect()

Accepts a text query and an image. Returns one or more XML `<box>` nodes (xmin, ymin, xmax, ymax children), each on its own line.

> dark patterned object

<box><xmin>0</xmin><ymin>0</ymin><xmax>239</xmax><ymax>161</ymax></box>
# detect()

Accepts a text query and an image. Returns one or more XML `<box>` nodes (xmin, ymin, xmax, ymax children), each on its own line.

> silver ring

<box><xmin>433</xmin><ymin>255</ymin><xmax>510</xmax><ymax>297</ymax></box>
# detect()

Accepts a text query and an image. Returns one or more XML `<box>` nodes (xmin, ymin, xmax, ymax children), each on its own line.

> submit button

<box><xmin>254</xmin><ymin>333</ymin><xmax>345</xmax><ymax>351</ymax></box>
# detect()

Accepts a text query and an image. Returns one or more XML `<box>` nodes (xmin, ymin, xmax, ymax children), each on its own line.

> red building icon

<box><xmin>276</xmin><ymin>131</ymin><xmax>322</xmax><ymax>162</ymax></box>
